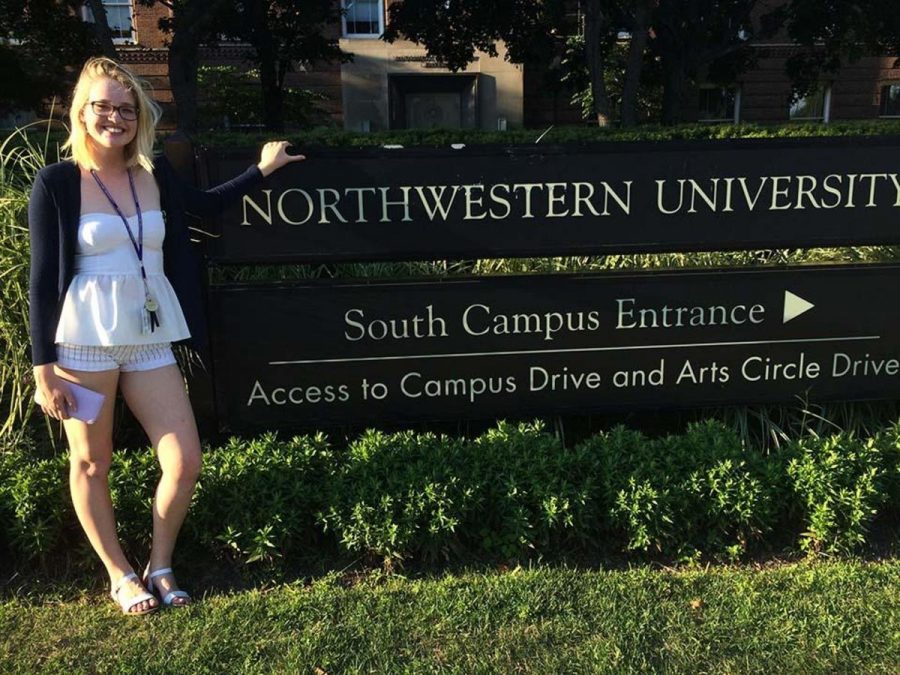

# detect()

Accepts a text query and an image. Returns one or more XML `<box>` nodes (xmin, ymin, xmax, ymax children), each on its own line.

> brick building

<box><xmin>84</xmin><ymin>1</ymin><xmax>900</xmax><ymax>130</ymax></box>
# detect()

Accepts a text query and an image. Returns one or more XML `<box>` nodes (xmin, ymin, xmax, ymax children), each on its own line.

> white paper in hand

<box><xmin>34</xmin><ymin>380</ymin><xmax>106</xmax><ymax>424</ymax></box>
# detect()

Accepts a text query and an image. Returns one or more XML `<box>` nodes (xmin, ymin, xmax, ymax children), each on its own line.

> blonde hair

<box><xmin>63</xmin><ymin>57</ymin><xmax>161</xmax><ymax>173</ymax></box>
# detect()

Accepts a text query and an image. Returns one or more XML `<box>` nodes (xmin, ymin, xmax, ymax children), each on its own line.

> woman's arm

<box><xmin>28</xmin><ymin>175</ymin><xmax>61</xmax><ymax>367</ymax></box>
<box><xmin>28</xmin><ymin>174</ymin><xmax>75</xmax><ymax>420</ymax></box>
<box><xmin>163</xmin><ymin>141</ymin><xmax>306</xmax><ymax>219</ymax></box>
<box><xmin>161</xmin><ymin>158</ymin><xmax>264</xmax><ymax>219</ymax></box>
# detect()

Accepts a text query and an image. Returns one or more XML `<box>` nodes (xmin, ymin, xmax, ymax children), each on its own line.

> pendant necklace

<box><xmin>90</xmin><ymin>168</ymin><xmax>161</xmax><ymax>334</ymax></box>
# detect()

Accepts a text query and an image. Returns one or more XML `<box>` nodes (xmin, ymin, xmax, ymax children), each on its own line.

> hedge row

<box><xmin>17</xmin><ymin>121</ymin><xmax>900</xmax><ymax>168</ymax></box>
<box><xmin>186</xmin><ymin>119</ymin><xmax>900</xmax><ymax>150</ymax></box>
<box><xmin>1</xmin><ymin>419</ymin><xmax>898</xmax><ymax>574</ymax></box>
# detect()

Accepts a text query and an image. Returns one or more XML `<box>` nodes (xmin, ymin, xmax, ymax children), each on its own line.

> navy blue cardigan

<box><xmin>28</xmin><ymin>156</ymin><xmax>263</xmax><ymax>366</ymax></box>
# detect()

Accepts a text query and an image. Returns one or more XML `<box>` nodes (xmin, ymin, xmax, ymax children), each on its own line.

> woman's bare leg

<box><xmin>58</xmin><ymin>365</ymin><xmax>157</xmax><ymax>613</ymax></box>
<box><xmin>119</xmin><ymin>364</ymin><xmax>201</xmax><ymax>605</ymax></box>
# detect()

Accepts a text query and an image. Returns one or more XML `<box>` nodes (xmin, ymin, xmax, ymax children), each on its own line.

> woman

<box><xmin>28</xmin><ymin>57</ymin><xmax>303</xmax><ymax>615</ymax></box>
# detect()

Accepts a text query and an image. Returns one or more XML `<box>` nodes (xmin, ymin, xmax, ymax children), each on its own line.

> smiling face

<box><xmin>79</xmin><ymin>77</ymin><xmax>138</xmax><ymax>154</ymax></box>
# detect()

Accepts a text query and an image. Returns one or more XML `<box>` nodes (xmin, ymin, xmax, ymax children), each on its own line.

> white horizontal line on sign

<box><xmin>268</xmin><ymin>335</ymin><xmax>880</xmax><ymax>366</ymax></box>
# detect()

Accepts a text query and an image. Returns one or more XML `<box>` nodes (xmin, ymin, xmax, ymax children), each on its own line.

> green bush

<box><xmin>464</xmin><ymin>421</ymin><xmax>601</xmax><ymax>559</ymax></box>
<box><xmin>196</xmin><ymin>66</ymin><xmax>333</xmax><ymax>132</ymax></box>
<box><xmin>107</xmin><ymin>447</ymin><xmax>161</xmax><ymax>562</ymax></box>
<box><xmin>582</xmin><ymin>421</ymin><xmax>783</xmax><ymax>559</ymax></box>
<box><xmin>2</xmin><ymin>444</ymin><xmax>174</xmax><ymax>573</ymax></box>
<box><xmin>322</xmin><ymin>422</ymin><xmax>604</xmax><ymax>564</ymax></box>
<box><xmin>1</xmin><ymin>433</ymin><xmax>335</xmax><ymax>575</ymax></box>
<box><xmin>321</xmin><ymin>429</ymin><xmax>471</xmax><ymax>564</ymax></box>
<box><xmin>192</xmin><ymin>119</ymin><xmax>900</xmax><ymax>150</ymax></box>
<box><xmin>787</xmin><ymin>433</ymin><xmax>890</xmax><ymax>554</ymax></box>
<box><xmin>2</xmin><ymin>450</ymin><xmax>74</xmax><ymax>566</ymax></box>
<box><xmin>189</xmin><ymin>432</ymin><xmax>334</xmax><ymax>570</ymax></box>
<box><xmin>0</xmin><ymin>446</ymin><xmax>20</xmax><ymax>566</ymax></box>
<box><xmin>881</xmin><ymin>421</ymin><xmax>900</xmax><ymax>509</ymax></box>
<box><xmin>611</xmin><ymin>476</ymin><xmax>673</xmax><ymax>553</ymax></box>
<box><xmin>668</xmin><ymin>421</ymin><xmax>783</xmax><ymax>557</ymax></box>
<box><xmin>0</xmin><ymin>125</ymin><xmax>67</xmax><ymax>445</ymax></box>
<box><xmin>1</xmin><ymin>421</ymin><xmax>897</xmax><ymax>575</ymax></box>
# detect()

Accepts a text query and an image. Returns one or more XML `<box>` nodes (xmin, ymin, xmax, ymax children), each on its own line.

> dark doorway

<box><xmin>389</xmin><ymin>74</ymin><xmax>478</xmax><ymax>129</ymax></box>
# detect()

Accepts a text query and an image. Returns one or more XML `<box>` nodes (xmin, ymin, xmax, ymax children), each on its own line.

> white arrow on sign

<box><xmin>783</xmin><ymin>290</ymin><xmax>815</xmax><ymax>323</ymax></box>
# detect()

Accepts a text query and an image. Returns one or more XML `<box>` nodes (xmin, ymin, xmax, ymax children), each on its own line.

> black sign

<box><xmin>205</xmin><ymin>137</ymin><xmax>900</xmax><ymax>263</ymax></box>
<box><xmin>208</xmin><ymin>264</ymin><xmax>900</xmax><ymax>430</ymax></box>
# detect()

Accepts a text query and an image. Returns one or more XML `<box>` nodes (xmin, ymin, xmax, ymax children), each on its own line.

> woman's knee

<box><xmin>162</xmin><ymin>446</ymin><xmax>202</xmax><ymax>484</ymax></box>
<box><xmin>181</xmin><ymin>451</ymin><xmax>202</xmax><ymax>483</ymax></box>
<box><xmin>69</xmin><ymin>444</ymin><xmax>113</xmax><ymax>479</ymax></box>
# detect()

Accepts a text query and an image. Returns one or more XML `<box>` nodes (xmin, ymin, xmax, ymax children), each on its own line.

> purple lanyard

<box><xmin>89</xmin><ymin>168</ymin><xmax>160</xmax><ymax>332</ymax></box>
<box><xmin>89</xmin><ymin>168</ymin><xmax>147</xmax><ymax>281</ymax></box>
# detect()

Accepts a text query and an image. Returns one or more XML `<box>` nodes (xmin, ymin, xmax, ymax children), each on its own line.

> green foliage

<box><xmin>190</xmin><ymin>432</ymin><xmax>334</xmax><ymax>571</ymax></box>
<box><xmin>1</xmin><ymin>447</ymin><xmax>73</xmax><ymax>566</ymax></box>
<box><xmin>0</xmin><ymin>122</ymin><xmax>70</xmax><ymax>448</ymax></box>
<box><xmin>0</xmin><ymin>1</ymin><xmax>98</xmax><ymax>114</ymax></box>
<box><xmin>0</xmin><ymin>449</ymin><xmax>10</xmax><ymax>561</ymax></box>
<box><xmin>192</xmin><ymin>119</ymin><xmax>900</xmax><ymax>149</ymax></box>
<box><xmin>707</xmin><ymin>400</ymin><xmax>900</xmax><ymax>452</ymax></box>
<box><xmin>465</xmin><ymin>421</ymin><xmax>600</xmax><ymax>559</ymax></box>
<box><xmin>787</xmin><ymin>433</ymin><xmax>890</xmax><ymax>554</ymax></box>
<box><xmin>3</xmin><ymin>421</ymin><xmax>897</xmax><ymax>574</ymax></box>
<box><xmin>2</xmin><ymin>119</ymin><xmax>899</xmax><ymax>573</ymax></box>
<box><xmin>561</xmin><ymin>36</ymin><xmax>664</xmax><ymax>123</ymax></box>
<box><xmin>884</xmin><ymin>420</ymin><xmax>900</xmax><ymax>507</ymax></box>
<box><xmin>612</xmin><ymin>477</ymin><xmax>673</xmax><ymax>552</ymax></box>
<box><xmin>583</xmin><ymin>421</ymin><xmax>783</xmax><ymax>559</ymax></box>
<box><xmin>0</xmin><ymin>432</ymin><xmax>336</xmax><ymax>575</ymax></box>
<box><xmin>196</xmin><ymin>66</ymin><xmax>332</xmax><ymax>131</ymax></box>
<box><xmin>322</xmin><ymin>421</ymin><xmax>603</xmax><ymax>564</ymax></box>
<box><xmin>1</xmin><ymin>562</ymin><xmax>900</xmax><ymax>673</ymax></box>
<box><xmin>781</xmin><ymin>0</ymin><xmax>900</xmax><ymax>100</ymax></box>
<box><xmin>213</xmin><ymin>0</ymin><xmax>347</xmax><ymax>131</ymax></box>
<box><xmin>321</xmin><ymin>429</ymin><xmax>471</xmax><ymax>564</ymax></box>
<box><xmin>210</xmin><ymin>247</ymin><xmax>900</xmax><ymax>296</ymax></box>
<box><xmin>107</xmin><ymin>447</ymin><xmax>160</xmax><ymax>560</ymax></box>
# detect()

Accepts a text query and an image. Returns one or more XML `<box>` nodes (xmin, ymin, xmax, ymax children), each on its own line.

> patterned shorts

<box><xmin>56</xmin><ymin>343</ymin><xmax>177</xmax><ymax>373</ymax></box>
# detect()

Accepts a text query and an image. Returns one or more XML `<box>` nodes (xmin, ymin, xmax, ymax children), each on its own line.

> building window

<box><xmin>342</xmin><ymin>0</ymin><xmax>383</xmax><ymax>37</ymax></box>
<box><xmin>83</xmin><ymin>1</ymin><xmax>135</xmax><ymax>43</ymax></box>
<box><xmin>698</xmin><ymin>85</ymin><xmax>740</xmax><ymax>123</ymax></box>
<box><xmin>879</xmin><ymin>84</ymin><xmax>900</xmax><ymax>117</ymax></box>
<box><xmin>789</xmin><ymin>84</ymin><xmax>831</xmax><ymax>122</ymax></box>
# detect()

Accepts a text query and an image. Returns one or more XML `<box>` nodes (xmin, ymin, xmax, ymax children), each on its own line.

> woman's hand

<box><xmin>257</xmin><ymin>141</ymin><xmax>306</xmax><ymax>178</ymax></box>
<box><xmin>33</xmin><ymin>364</ymin><xmax>75</xmax><ymax>421</ymax></box>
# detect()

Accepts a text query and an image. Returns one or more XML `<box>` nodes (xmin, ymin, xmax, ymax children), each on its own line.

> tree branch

<box><xmin>85</xmin><ymin>0</ymin><xmax>118</xmax><ymax>58</ymax></box>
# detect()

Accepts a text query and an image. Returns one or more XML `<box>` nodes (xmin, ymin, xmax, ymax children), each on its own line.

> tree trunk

<box><xmin>168</xmin><ymin>26</ymin><xmax>200</xmax><ymax>134</ymax></box>
<box><xmin>243</xmin><ymin>1</ymin><xmax>284</xmax><ymax>131</ymax></box>
<box><xmin>85</xmin><ymin>0</ymin><xmax>118</xmax><ymax>59</ymax></box>
<box><xmin>583</xmin><ymin>0</ymin><xmax>611</xmax><ymax>127</ymax></box>
<box><xmin>259</xmin><ymin>55</ymin><xmax>285</xmax><ymax>132</ymax></box>
<box><xmin>620</xmin><ymin>0</ymin><xmax>652</xmax><ymax>127</ymax></box>
<box><xmin>662</xmin><ymin>57</ymin><xmax>688</xmax><ymax>125</ymax></box>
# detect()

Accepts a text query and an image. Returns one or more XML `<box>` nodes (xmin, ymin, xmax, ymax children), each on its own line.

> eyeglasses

<box><xmin>87</xmin><ymin>101</ymin><xmax>138</xmax><ymax>121</ymax></box>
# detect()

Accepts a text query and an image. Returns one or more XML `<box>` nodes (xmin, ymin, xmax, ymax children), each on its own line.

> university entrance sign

<box><xmin>209</xmin><ymin>265</ymin><xmax>900</xmax><ymax>429</ymax></box>
<box><xmin>193</xmin><ymin>136</ymin><xmax>900</xmax><ymax>430</ymax></box>
<box><xmin>204</xmin><ymin>136</ymin><xmax>900</xmax><ymax>264</ymax></box>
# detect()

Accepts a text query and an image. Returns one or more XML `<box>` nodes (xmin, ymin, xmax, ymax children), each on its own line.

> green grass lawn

<box><xmin>1</xmin><ymin>560</ymin><xmax>898</xmax><ymax>674</ymax></box>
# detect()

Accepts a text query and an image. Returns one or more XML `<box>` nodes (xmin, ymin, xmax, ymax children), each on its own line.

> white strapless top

<box><xmin>54</xmin><ymin>210</ymin><xmax>191</xmax><ymax>346</ymax></box>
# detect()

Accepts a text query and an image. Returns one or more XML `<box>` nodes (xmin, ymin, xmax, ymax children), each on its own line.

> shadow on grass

<box><xmin>3</xmin><ymin>513</ymin><xmax>897</xmax><ymax>605</ymax></box>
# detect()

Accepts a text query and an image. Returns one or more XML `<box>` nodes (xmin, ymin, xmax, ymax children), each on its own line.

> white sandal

<box><xmin>111</xmin><ymin>572</ymin><xmax>158</xmax><ymax>616</ymax></box>
<box><xmin>144</xmin><ymin>567</ymin><xmax>191</xmax><ymax>607</ymax></box>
